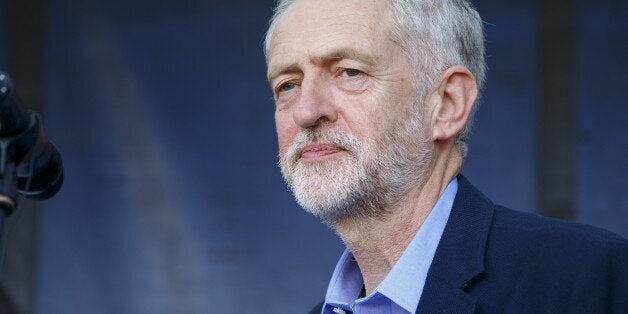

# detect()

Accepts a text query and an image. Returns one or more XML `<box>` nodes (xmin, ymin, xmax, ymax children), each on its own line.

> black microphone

<box><xmin>0</xmin><ymin>70</ymin><xmax>63</xmax><ymax>214</ymax></box>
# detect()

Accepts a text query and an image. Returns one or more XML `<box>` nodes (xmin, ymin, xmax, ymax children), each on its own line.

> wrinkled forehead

<box><xmin>266</xmin><ymin>0</ymin><xmax>395</xmax><ymax>67</ymax></box>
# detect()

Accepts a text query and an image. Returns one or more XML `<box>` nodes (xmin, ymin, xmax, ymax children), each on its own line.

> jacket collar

<box><xmin>416</xmin><ymin>175</ymin><xmax>494</xmax><ymax>313</ymax></box>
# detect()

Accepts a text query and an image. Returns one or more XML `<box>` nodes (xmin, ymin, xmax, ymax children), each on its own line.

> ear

<box><xmin>428</xmin><ymin>65</ymin><xmax>478</xmax><ymax>142</ymax></box>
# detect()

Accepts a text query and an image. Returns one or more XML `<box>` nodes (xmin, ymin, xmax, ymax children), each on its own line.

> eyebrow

<box><xmin>267</xmin><ymin>47</ymin><xmax>377</xmax><ymax>82</ymax></box>
<box><xmin>267</xmin><ymin>63</ymin><xmax>300</xmax><ymax>83</ymax></box>
<box><xmin>314</xmin><ymin>49</ymin><xmax>377</xmax><ymax>67</ymax></box>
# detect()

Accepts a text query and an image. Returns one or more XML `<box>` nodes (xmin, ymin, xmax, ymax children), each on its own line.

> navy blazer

<box><xmin>310</xmin><ymin>175</ymin><xmax>628</xmax><ymax>313</ymax></box>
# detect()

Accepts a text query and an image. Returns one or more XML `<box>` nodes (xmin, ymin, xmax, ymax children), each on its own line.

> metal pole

<box><xmin>3</xmin><ymin>0</ymin><xmax>45</xmax><ymax>312</ymax></box>
<box><xmin>537</xmin><ymin>0</ymin><xmax>575</xmax><ymax>220</ymax></box>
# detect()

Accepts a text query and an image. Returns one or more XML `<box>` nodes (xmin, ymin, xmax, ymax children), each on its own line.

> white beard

<box><xmin>279</xmin><ymin>106</ymin><xmax>434</xmax><ymax>224</ymax></box>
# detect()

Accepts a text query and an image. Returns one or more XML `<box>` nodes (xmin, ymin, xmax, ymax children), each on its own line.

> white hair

<box><xmin>264</xmin><ymin>0</ymin><xmax>486</xmax><ymax>157</ymax></box>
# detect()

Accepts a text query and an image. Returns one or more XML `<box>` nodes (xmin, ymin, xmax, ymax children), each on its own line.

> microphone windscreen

<box><xmin>17</xmin><ymin>143</ymin><xmax>64</xmax><ymax>201</ymax></box>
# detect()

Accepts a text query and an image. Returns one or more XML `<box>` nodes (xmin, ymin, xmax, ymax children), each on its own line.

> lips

<box><xmin>299</xmin><ymin>144</ymin><xmax>343</xmax><ymax>161</ymax></box>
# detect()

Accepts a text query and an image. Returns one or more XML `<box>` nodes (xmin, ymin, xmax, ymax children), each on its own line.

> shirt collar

<box><xmin>324</xmin><ymin>178</ymin><xmax>458</xmax><ymax>313</ymax></box>
<box><xmin>324</xmin><ymin>248</ymin><xmax>362</xmax><ymax>309</ymax></box>
<box><xmin>377</xmin><ymin>178</ymin><xmax>457</xmax><ymax>311</ymax></box>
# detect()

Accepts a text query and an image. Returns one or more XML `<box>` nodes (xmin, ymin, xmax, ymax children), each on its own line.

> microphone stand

<box><xmin>0</xmin><ymin>146</ymin><xmax>19</xmax><ymax>221</ymax></box>
<box><xmin>0</xmin><ymin>134</ymin><xmax>28</xmax><ymax>281</ymax></box>
<box><xmin>0</xmin><ymin>71</ymin><xmax>62</xmax><ymax>284</ymax></box>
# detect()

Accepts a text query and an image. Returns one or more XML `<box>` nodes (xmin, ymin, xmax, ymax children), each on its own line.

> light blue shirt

<box><xmin>322</xmin><ymin>179</ymin><xmax>458</xmax><ymax>314</ymax></box>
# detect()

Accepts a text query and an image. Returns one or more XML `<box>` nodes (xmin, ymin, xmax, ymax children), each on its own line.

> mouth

<box><xmin>298</xmin><ymin>144</ymin><xmax>344</xmax><ymax>162</ymax></box>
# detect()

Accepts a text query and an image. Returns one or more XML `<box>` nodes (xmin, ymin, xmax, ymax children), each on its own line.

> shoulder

<box><xmin>480</xmin><ymin>205</ymin><xmax>628</xmax><ymax>311</ymax></box>
<box><xmin>454</xmin><ymin>175</ymin><xmax>627</xmax><ymax>265</ymax></box>
<box><xmin>489</xmin><ymin>205</ymin><xmax>628</xmax><ymax>259</ymax></box>
<box><xmin>433</xmin><ymin>175</ymin><xmax>627</xmax><ymax>311</ymax></box>
<box><xmin>486</xmin><ymin>205</ymin><xmax>628</xmax><ymax>276</ymax></box>
<box><xmin>454</xmin><ymin>175</ymin><xmax>628</xmax><ymax>265</ymax></box>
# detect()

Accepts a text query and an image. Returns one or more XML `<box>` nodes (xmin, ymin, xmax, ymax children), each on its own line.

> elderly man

<box><xmin>264</xmin><ymin>0</ymin><xmax>627</xmax><ymax>313</ymax></box>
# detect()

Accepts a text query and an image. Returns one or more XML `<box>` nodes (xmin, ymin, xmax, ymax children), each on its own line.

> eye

<box><xmin>274</xmin><ymin>80</ymin><xmax>300</xmax><ymax>102</ymax></box>
<box><xmin>336</xmin><ymin>68</ymin><xmax>369</xmax><ymax>93</ymax></box>
<box><xmin>279</xmin><ymin>82</ymin><xmax>296</xmax><ymax>92</ymax></box>
<box><xmin>276</xmin><ymin>82</ymin><xmax>296</xmax><ymax>94</ymax></box>
<box><xmin>341</xmin><ymin>68</ymin><xmax>363</xmax><ymax>77</ymax></box>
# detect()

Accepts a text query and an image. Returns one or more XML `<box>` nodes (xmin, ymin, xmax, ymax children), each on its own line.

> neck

<box><xmin>332</xmin><ymin>144</ymin><xmax>462</xmax><ymax>295</ymax></box>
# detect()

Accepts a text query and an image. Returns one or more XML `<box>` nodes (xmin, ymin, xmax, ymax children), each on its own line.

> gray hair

<box><xmin>264</xmin><ymin>0</ymin><xmax>486</xmax><ymax>157</ymax></box>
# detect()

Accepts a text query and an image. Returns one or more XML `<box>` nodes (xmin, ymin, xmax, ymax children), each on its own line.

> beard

<box><xmin>279</xmin><ymin>104</ymin><xmax>435</xmax><ymax>225</ymax></box>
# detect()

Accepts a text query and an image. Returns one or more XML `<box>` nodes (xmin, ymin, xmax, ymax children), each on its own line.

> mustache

<box><xmin>285</xmin><ymin>127</ymin><xmax>363</xmax><ymax>164</ymax></box>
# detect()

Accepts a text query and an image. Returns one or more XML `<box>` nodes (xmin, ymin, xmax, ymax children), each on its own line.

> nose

<box><xmin>292</xmin><ymin>77</ymin><xmax>338</xmax><ymax>128</ymax></box>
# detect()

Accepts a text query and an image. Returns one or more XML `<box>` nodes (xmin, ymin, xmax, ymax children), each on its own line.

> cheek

<box><xmin>369</xmin><ymin>86</ymin><xmax>414</xmax><ymax>131</ymax></box>
<box><xmin>337</xmin><ymin>94</ymin><xmax>388</xmax><ymax>139</ymax></box>
<box><xmin>275</xmin><ymin>111</ymin><xmax>298</xmax><ymax>153</ymax></box>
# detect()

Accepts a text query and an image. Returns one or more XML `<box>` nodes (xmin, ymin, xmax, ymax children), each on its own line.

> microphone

<box><xmin>0</xmin><ymin>70</ymin><xmax>64</xmax><ymax>215</ymax></box>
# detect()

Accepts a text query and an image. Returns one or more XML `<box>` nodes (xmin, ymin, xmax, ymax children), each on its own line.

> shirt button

<box><xmin>333</xmin><ymin>307</ymin><xmax>347</xmax><ymax>314</ymax></box>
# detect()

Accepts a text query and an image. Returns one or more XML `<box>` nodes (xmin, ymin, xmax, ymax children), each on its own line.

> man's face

<box><xmin>267</xmin><ymin>0</ymin><xmax>434</xmax><ymax>222</ymax></box>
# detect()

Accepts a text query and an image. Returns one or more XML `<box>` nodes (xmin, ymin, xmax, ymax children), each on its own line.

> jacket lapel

<box><xmin>416</xmin><ymin>175</ymin><xmax>495</xmax><ymax>313</ymax></box>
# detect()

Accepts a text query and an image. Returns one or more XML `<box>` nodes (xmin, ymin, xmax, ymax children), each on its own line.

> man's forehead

<box><xmin>267</xmin><ymin>46</ymin><xmax>379</xmax><ymax>81</ymax></box>
<box><xmin>266</xmin><ymin>0</ymin><xmax>394</xmax><ymax>78</ymax></box>
<box><xmin>296</xmin><ymin>0</ymin><xmax>387</xmax><ymax>28</ymax></box>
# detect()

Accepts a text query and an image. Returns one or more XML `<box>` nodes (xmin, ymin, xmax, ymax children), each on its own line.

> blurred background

<box><xmin>0</xmin><ymin>0</ymin><xmax>626</xmax><ymax>313</ymax></box>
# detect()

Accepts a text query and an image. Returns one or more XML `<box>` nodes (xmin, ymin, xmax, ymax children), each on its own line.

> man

<box><xmin>264</xmin><ymin>0</ymin><xmax>628</xmax><ymax>313</ymax></box>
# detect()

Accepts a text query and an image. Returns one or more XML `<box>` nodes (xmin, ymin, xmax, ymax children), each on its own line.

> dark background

<box><xmin>0</xmin><ymin>0</ymin><xmax>626</xmax><ymax>313</ymax></box>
